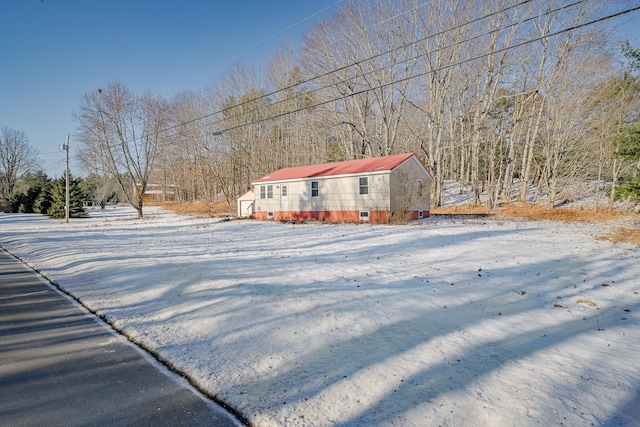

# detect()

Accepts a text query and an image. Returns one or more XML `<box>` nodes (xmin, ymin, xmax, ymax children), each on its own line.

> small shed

<box><xmin>237</xmin><ymin>190</ymin><xmax>255</xmax><ymax>218</ymax></box>
<box><xmin>245</xmin><ymin>153</ymin><xmax>433</xmax><ymax>224</ymax></box>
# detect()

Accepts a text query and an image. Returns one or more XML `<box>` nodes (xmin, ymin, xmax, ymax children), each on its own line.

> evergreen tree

<box><xmin>8</xmin><ymin>192</ymin><xmax>28</xmax><ymax>213</ymax></box>
<box><xmin>613</xmin><ymin>43</ymin><xmax>640</xmax><ymax>203</ymax></box>
<box><xmin>614</xmin><ymin>125</ymin><xmax>640</xmax><ymax>202</ymax></box>
<box><xmin>48</xmin><ymin>175</ymin><xmax>87</xmax><ymax>219</ymax></box>
<box><xmin>33</xmin><ymin>182</ymin><xmax>52</xmax><ymax>214</ymax></box>
<box><xmin>8</xmin><ymin>171</ymin><xmax>51</xmax><ymax>213</ymax></box>
<box><xmin>622</xmin><ymin>41</ymin><xmax>640</xmax><ymax>75</ymax></box>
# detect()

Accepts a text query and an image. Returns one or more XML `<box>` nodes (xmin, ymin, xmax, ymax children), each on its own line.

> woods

<box><xmin>72</xmin><ymin>0</ymin><xmax>640</xmax><ymax>214</ymax></box>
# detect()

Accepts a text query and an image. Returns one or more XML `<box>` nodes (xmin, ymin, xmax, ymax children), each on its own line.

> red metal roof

<box><xmin>252</xmin><ymin>153</ymin><xmax>418</xmax><ymax>183</ymax></box>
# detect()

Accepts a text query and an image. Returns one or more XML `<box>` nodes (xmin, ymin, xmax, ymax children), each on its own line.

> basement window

<box><xmin>359</xmin><ymin>211</ymin><xmax>369</xmax><ymax>221</ymax></box>
<box><xmin>419</xmin><ymin>211</ymin><xmax>424</xmax><ymax>218</ymax></box>
<box><xmin>267</xmin><ymin>211</ymin><xmax>274</xmax><ymax>218</ymax></box>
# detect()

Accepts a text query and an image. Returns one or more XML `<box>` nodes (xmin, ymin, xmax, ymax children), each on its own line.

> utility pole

<box><xmin>64</xmin><ymin>134</ymin><xmax>70</xmax><ymax>223</ymax></box>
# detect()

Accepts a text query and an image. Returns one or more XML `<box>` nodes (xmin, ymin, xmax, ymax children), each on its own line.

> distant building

<box><xmin>242</xmin><ymin>153</ymin><xmax>433</xmax><ymax>223</ymax></box>
<box><xmin>133</xmin><ymin>183</ymin><xmax>177</xmax><ymax>204</ymax></box>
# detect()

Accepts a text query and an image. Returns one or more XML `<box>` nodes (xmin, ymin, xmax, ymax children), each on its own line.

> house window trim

<box><xmin>359</xmin><ymin>176</ymin><xmax>369</xmax><ymax>196</ymax></box>
<box><xmin>311</xmin><ymin>180</ymin><xmax>319</xmax><ymax>197</ymax></box>
<box><xmin>260</xmin><ymin>184</ymin><xmax>274</xmax><ymax>199</ymax></box>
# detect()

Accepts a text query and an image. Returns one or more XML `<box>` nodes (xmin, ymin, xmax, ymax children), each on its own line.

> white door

<box><xmin>280</xmin><ymin>185</ymin><xmax>288</xmax><ymax>210</ymax></box>
<box><xmin>240</xmin><ymin>200</ymin><xmax>253</xmax><ymax>217</ymax></box>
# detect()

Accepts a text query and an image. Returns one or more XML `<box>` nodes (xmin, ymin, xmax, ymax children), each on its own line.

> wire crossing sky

<box><xmin>0</xmin><ymin>0</ymin><xmax>342</xmax><ymax>177</ymax></box>
<box><xmin>1</xmin><ymin>0</ymin><xmax>637</xmax><ymax>178</ymax></box>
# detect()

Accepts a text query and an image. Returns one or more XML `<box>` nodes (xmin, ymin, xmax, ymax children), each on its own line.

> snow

<box><xmin>1</xmin><ymin>206</ymin><xmax>639</xmax><ymax>426</ymax></box>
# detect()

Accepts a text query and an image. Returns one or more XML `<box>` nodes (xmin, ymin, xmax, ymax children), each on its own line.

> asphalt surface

<box><xmin>0</xmin><ymin>249</ymin><xmax>243</xmax><ymax>427</ymax></box>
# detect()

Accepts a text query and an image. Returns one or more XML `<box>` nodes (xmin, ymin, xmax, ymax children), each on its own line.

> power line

<box><xmin>157</xmin><ymin>1</ymin><xmax>344</xmax><ymax>96</ymax></box>
<box><xmin>176</xmin><ymin>0</ymin><xmax>586</xmax><ymax>140</ymax></box>
<box><xmin>157</xmin><ymin>0</ymin><xmax>536</xmax><ymax>139</ymax></box>
<box><xmin>87</xmin><ymin>2</ymin><xmax>638</xmax><ymax>152</ymax></box>
<box><xmin>203</xmin><ymin>4</ymin><xmax>640</xmax><ymax>136</ymax></box>
<box><xmin>40</xmin><ymin>159</ymin><xmax>66</xmax><ymax>175</ymax></box>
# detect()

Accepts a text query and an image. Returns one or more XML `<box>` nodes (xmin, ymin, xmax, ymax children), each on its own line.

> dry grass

<box><xmin>433</xmin><ymin>202</ymin><xmax>640</xmax><ymax>245</ymax></box>
<box><xmin>596</xmin><ymin>227</ymin><xmax>640</xmax><ymax>245</ymax></box>
<box><xmin>160</xmin><ymin>201</ymin><xmax>233</xmax><ymax>218</ymax></box>
<box><xmin>576</xmin><ymin>298</ymin><xmax>597</xmax><ymax>307</ymax></box>
<box><xmin>432</xmin><ymin>202</ymin><xmax>626</xmax><ymax>222</ymax></box>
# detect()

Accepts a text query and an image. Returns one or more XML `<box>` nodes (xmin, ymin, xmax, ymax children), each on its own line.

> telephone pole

<box><xmin>64</xmin><ymin>134</ymin><xmax>69</xmax><ymax>223</ymax></box>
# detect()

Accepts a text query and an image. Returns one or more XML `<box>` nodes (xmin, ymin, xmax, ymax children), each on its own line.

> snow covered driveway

<box><xmin>1</xmin><ymin>207</ymin><xmax>639</xmax><ymax>426</ymax></box>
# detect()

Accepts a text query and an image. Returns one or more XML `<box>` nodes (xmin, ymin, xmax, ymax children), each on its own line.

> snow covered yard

<box><xmin>1</xmin><ymin>207</ymin><xmax>639</xmax><ymax>426</ymax></box>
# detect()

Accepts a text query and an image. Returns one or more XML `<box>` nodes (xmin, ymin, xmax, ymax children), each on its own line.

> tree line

<box><xmin>0</xmin><ymin>125</ymin><xmax>130</xmax><ymax>216</ymax></box>
<box><xmin>4</xmin><ymin>1</ymin><xmax>640</xmax><ymax>218</ymax></box>
<box><xmin>3</xmin><ymin>171</ymin><xmax>87</xmax><ymax>218</ymax></box>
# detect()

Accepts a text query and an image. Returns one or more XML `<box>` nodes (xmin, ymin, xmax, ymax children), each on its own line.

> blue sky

<box><xmin>1</xmin><ymin>0</ymin><xmax>638</xmax><ymax>179</ymax></box>
<box><xmin>0</xmin><ymin>0</ymin><xmax>342</xmax><ymax>178</ymax></box>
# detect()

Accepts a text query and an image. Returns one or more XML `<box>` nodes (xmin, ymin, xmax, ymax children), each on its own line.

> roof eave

<box><xmin>251</xmin><ymin>169</ymin><xmax>393</xmax><ymax>185</ymax></box>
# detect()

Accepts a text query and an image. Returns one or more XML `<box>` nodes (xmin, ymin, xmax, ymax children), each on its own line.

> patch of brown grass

<box><xmin>431</xmin><ymin>204</ymin><xmax>491</xmax><ymax>216</ymax></box>
<box><xmin>596</xmin><ymin>227</ymin><xmax>640</xmax><ymax>245</ymax></box>
<box><xmin>434</xmin><ymin>202</ymin><xmax>640</xmax><ymax>245</ymax></box>
<box><xmin>161</xmin><ymin>201</ymin><xmax>233</xmax><ymax>218</ymax></box>
<box><xmin>577</xmin><ymin>298</ymin><xmax>597</xmax><ymax>307</ymax></box>
<box><xmin>433</xmin><ymin>202</ymin><xmax>626</xmax><ymax>222</ymax></box>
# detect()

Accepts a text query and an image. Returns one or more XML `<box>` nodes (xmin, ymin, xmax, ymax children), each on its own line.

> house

<box><xmin>132</xmin><ymin>183</ymin><xmax>177</xmax><ymax>204</ymax></box>
<box><xmin>245</xmin><ymin>153</ymin><xmax>433</xmax><ymax>223</ymax></box>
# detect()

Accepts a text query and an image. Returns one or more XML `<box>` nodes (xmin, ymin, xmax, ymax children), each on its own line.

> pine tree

<box><xmin>614</xmin><ymin>125</ymin><xmax>640</xmax><ymax>202</ymax></box>
<box><xmin>8</xmin><ymin>171</ymin><xmax>51</xmax><ymax>213</ymax></box>
<box><xmin>33</xmin><ymin>182</ymin><xmax>52</xmax><ymax>214</ymax></box>
<box><xmin>48</xmin><ymin>175</ymin><xmax>87</xmax><ymax>219</ymax></box>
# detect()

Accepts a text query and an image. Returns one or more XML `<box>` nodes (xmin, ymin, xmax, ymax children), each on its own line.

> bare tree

<box><xmin>300</xmin><ymin>1</ymin><xmax>420</xmax><ymax>160</ymax></box>
<box><xmin>164</xmin><ymin>90</ymin><xmax>215</xmax><ymax>203</ymax></box>
<box><xmin>0</xmin><ymin>126</ymin><xmax>39</xmax><ymax>206</ymax></box>
<box><xmin>265</xmin><ymin>43</ymin><xmax>325</xmax><ymax>168</ymax></box>
<box><xmin>73</xmin><ymin>81</ymin><xmax>170</xmax><ymax>217</ymax></box>
<box><xmin>199</xmin><ymin>62</ymin><xmax>270</xmax><ymax>202</ymax></box>
<box><xmin>95</xmin><ymin>0</ymin><xmax>635</xmax><ymax>212</ymax></box>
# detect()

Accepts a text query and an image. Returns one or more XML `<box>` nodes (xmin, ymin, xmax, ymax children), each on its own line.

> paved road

<box><xmin>0</xmin><ymin>249</ymin><xmax>243</xmax><ymax>427</ymax></box>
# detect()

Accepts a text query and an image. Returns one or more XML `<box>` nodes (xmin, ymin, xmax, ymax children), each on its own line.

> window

<box><xmin>359</xmin><ymin>177</ymin><xmax>369</xmax><ymax>195</ymax></box>
<box><xmin>359</xmin><ymin>211</ymin><xmax>370</xmax><ymax>221</ymax></box>
<box><xmin>260</xmin><ymin>185</ymin><xmax>273</xmax><ymax>199</ymax></box>
<box><xmin>311</xmin><ymin>181</ymin><xmax>319</xmax><ymax>197</ymax></box>
<box><xmin>267</xmin><ymin>211</ymin><xmax>274</xmax><ymax>218</ymax></box>
<box><xmin>281</xmin><ymin>185</ymin><xmax>287</xmax><ymax>197</ymax></box>
<box><xmin>419</xmin><ymin>211</ymin><xmax>423</xmax><ymax>218</ymax></box>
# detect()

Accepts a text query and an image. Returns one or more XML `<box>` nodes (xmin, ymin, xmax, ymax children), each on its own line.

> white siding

<box><xmin>254</xmin><ymin>173</ymin><xmax>391</xmax><ymax>213</ymax></box>
<box><xmin>389</xmin><ymin>156</ymin><xmax>431</xmax><ymax>212</ymax></box>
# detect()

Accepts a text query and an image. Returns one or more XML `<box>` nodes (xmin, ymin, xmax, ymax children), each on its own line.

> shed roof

<box><xmin>252</xmin><ymin>153</ymin><xmax>420</xmax><ymax>184</ymax></box>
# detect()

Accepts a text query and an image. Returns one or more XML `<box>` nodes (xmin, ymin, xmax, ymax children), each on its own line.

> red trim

<box><xmin>252</xmin><ymin>210</ymin><xmax>430</xmax><ymax>224</ymax></box>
